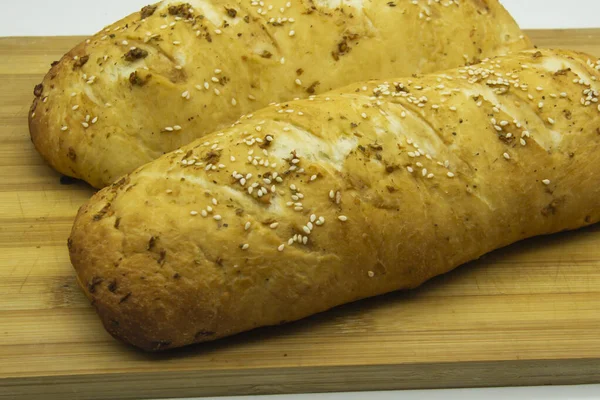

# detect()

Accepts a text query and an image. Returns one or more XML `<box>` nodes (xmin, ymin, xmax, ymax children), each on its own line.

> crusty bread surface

<box><xmin>30</xmin><ymin>0</ymin><xmax>530</xmax><ymax>188</ymax></box>
<box><xmin>69</xmin><ymin>49</ymin><xmax>600</xmax><ymax>351</ymax></box>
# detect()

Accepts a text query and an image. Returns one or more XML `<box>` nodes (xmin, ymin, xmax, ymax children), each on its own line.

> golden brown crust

<box><xmin>30</xmin><ymin>0</ymin><xmax>531</xmax><ymax>188</ymax></box>
<box><xmin>70</xmin><ymin>49</ymin><xmax>600</xmax><ymax>351</ymax></box>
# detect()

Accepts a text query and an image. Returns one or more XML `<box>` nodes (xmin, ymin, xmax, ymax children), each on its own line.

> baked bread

<box><xmin>69</xmin><ymin>49</ymin><xmax>600</xmax><ymax>351</ymax></box>
<box><xmin>30</xmin><ymin>0</ymin><xmax>530</xmax><ymax>188</ymax></box>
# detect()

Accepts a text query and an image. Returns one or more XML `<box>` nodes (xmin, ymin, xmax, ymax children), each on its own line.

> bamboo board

<box><xmin>1</xmin><ymin>29</ymin><xmax>600</xmax><ymax>400</ymax></box>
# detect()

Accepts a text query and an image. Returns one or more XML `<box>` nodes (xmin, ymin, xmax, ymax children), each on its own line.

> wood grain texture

<box><xmin>1</xmin><ymin>30</ymin><xmax>600</xmax><ymax>400</ymax></box>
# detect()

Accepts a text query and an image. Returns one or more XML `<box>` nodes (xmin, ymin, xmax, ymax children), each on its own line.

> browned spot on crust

<box><xmin>119</xmin><ymin>292</ymin><xmax>132</xmax><ymax>304</ymax></box>
<box><xmin>158</xmin><ymin>250</ymin><xmax>167</xmax><ymax>265</ymax></box>
<box><xmin>169</xmin><ymin>3</ymin><xmax>194</xmax><ymax>19</ymax></box>
<box><xmin>203</xmin><ymin>150</ymin><xmax>222</xmax><ymax>164</ymax></box>
<box><xmin>542</xmin><ymin>197</ymin><xmax>565</xmax><ymax>216</ymax></box>
<box><xmin>87</xmin><ymin>276</ymin><xmax>103</xmax><ymax>294</ymax></box>
<box><xmin>140</xmin><ymin>4</ymin><xmax>157</xmax><ymax>19</ymax></box>
<box><xmin>225</xmin><ymin>7</ymin><xmax>237</xmax><ymax>18</ymax></box>
<box><xmin>129</xmin><ymin>71</ymin><xmax>152</xmax><ymax>86</ymax></box>
<box><xmin>148</xmin><ymin>236</ymin><xmax>157</xmax><ymax>250</ymax></box>
<box><xmin>93</xmin><ymin>203</ymin><xmax>112</xmax><ymax>221</ymax></box>
<box><xmin>124</xmin><ymin>48</ymin><xmax>148</xmax><ymax>62</ymax></box>
<box><xmin>472</xmin><ymin>0</ymin><xmax>490</xmax><ymax>12</ymax></box>
<box><xmin>73</xmin><ymin>55</ymin><xmax>89</xmax><ymax>69</ymax></box>
<box><xmin>33</xmin><ymin>84</ymin><xmax>44</xmax><ymax>97</ymax></box>
<box><xmin>67</xmin><ymin>147</ymin><xmax>77</xmax><ymax>161</ymax></box>
<box><xmin>306</xmin><ymin>81</ymin><xmax>320</xmax><ymax>94</ymax></box>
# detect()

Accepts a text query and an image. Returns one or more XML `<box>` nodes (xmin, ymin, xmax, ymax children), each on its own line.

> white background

<box><xmin>3</xmin><ymin>0</ymin><xmax>600</xmax><ymax>399</ymax></box>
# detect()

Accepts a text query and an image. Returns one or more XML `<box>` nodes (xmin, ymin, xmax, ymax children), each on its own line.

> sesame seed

<box><xmin>72</xmin><ymin>105</ymin><xmax>79</xmax><ymax>111</ymax></box>
<box><xmin>302</xmin><ymin>226</ymin><xmax>311</xmax><ymax>234</ymax></box>
<box><xmin>213</xmin><ymin>215</ymin><xmax>222</xmax><ymax>221</ymax></box>
<box><xmin>542</xmin><ymin>179</ymin><xmax>551</xmax><ymax>185</ymax></box>
<box><xmin>215</xmin><ymin>29</ymin><xmax>222</xmax><ymax>34</ymax></box>
<box><xmin>368</xmin><ymin>271</ymin><xmax>375</xmax><ymax>278</ymax></box>
<box><xmin>61</xmin><ymin>126</ymin><xmax>68</xmax><ymax>131</ymax></box>
<box><xmin>503</xmin><ymin>152</ymin><xmax>511</xmax><ymax>160</ymax></box>
<box><xmin>241</xmin><ymin>244</ymin><xmax>249</xmax><ymax>250</ymax></box>
<box><xmin>201</xmin><ymin>210</ymin><xmax>208</xmax><ymax>217</ymax></box>
<box><xmin>338</xmin><ymin>215</ymin><xmax>348</xmax><ymax>222</ymax></box>
<box><xmin>190</xmin><ymin>211</ymin><xmax>199</xmax><ymax>216</ymax></box>
<box><xmin>548</xmin><ymin>117</ymin><xmax>555</xmax><ymax>124</ymax></box>
<box><xmin>289</xmin><ymin>30</ymin><xmax>295</xmax><ymax>37</ymax></box>
<box><xmin>81</xmin><ymin>122</ymin><xmax>89</xmax><ymax>128</ymax></box>
<box><xmin>447</xmin><ymin>172</ymin><xmax>455</xmax><ymax>178</ymax></box>
<box><xmin>278</xmin><ymin>244</ymin><xmax>285</xmax><ymax>252</ymax></box>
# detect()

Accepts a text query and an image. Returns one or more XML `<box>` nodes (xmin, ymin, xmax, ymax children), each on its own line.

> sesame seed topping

<box><xmin>447</xmin><ymin>172</ymin><xmax>455</xmax><ymax>178</ymax></box>
<box><xmin>190</xmin><ymin>211</ymin><xmax>199</xmax><ymax>216</ymax></box>
<box><xmin>542</xmin><ymin>179</ymin><xmax>551</xmax><ymax>185</ymax></box>
<box><xmin>278</xmin><ymin>244</ymin><xmax>285</xmax><ymax>252</ymax></box>
<box><xmin>213</xmin><ymin>215</ymin><xmax>222</xmax><ymax>221</ymax></box>
<box><xmin>368</xmin><ymin>271</ymin><xmax>375</xmax><ymax>278</ymax></box>
<box><xmin>503</xmin><ymin>152</ymin><xmax>511</xmax><ymax>160</ymax></box>
<box><xmin>289</xmin><ymin>30</ymin><xmax>295</xmax><ymax>37</ymax></box>
<box><xmin>338</xmin><ymin>215</ymin><xmax>348</xmax><ymax>222</ymax></box>
<box><xmin>241</xmin><ymin>244</ymin><xmax>249</xmax><ymax>250</ymax></box>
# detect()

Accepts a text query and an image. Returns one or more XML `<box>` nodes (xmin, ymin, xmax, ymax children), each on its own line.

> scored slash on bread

<box><xmin>29</xmin><ymin>0</ymin><xmax>530</xmax><ymax>188</ymax></box>
<box><xmin>69</xmin><ymin>49</ymin><xmax>600</xmax><ymax>351</ymax></box>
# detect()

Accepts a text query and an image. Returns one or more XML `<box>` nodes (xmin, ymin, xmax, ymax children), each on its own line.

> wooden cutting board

<box><xmin>1</xmin><ymin>30</ymin><xmax>600</xmax><ymax>400</ymax></box>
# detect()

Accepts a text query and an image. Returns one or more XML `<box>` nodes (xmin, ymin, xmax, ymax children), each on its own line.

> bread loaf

<box><xmin>69</xmin><ymin>49</ymin><xmax>600</xmax><ymax>351</ymax></box>
<box><xmin>30</xmin><ymin>0</ymin><xmax>530</xmax><ymax>188</ymax></box>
